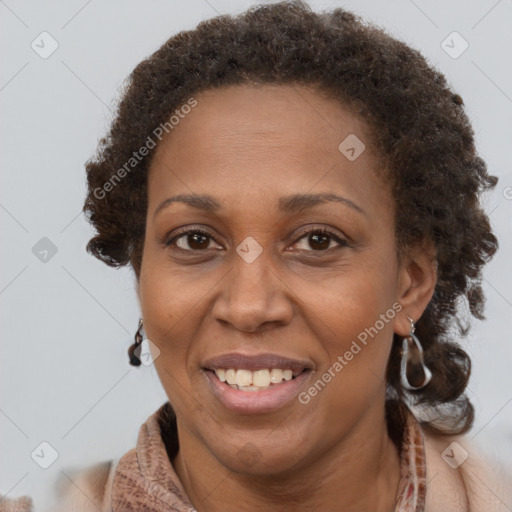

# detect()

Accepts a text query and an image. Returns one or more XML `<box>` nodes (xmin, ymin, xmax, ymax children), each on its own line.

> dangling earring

<box><xmin>128</xmin><ymin>318</ymin><xmax>144</xmax><ymax>366</ymax></box>
<box><xmin>400</xmin><ymin>315</ymin><xmax>432</xmax><ymax>391</ymax></box>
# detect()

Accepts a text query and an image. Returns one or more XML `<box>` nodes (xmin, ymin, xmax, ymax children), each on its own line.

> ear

<box><xmin>394</xmin><ymin>239</ymin><xmax>437</xmax><ymax>336</ymax></box>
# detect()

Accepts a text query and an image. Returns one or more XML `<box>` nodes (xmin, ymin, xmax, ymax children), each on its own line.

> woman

<box><xmin>8</xmin><ymin>1</ymin><xmax>510</xmax><ymax>510</ymax></box>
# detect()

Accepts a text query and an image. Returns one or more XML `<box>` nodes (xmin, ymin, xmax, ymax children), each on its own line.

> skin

<box><xmin>137</xmin><ymin>83</ymin><xmax>437</xmax><ymax>512</ymax></box>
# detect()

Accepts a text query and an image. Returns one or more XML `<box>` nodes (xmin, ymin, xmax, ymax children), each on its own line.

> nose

<box><xmin>212</xmin><ymin>248</ymin><xmax>294</xmax><ymax>333</ymax></box>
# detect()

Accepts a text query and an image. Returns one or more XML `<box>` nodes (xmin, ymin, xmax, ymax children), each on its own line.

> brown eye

<box><xmin>293</xmin><ymin>228</ymin><xmax>348</xmax><ymax>252</ymax></box>
<box><xmin>180</xmin><ymin>232</ymin><xmax>210</xmax><ymax>250</ymax></box>
<box><xmin>308</xmin><ymin>232</ymin><xmax>330</xmax><ymax>250</ymax></box>
<box><xmin>166</xmin><ymin>229</ymin><xmax>220</xmax><ymax>251</ymax></box>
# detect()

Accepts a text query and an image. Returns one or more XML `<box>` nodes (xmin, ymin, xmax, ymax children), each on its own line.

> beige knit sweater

<box><xmin>2</xmin><ymin>402</ymin><xmax>511</xmax><ymax>512</ymax></box>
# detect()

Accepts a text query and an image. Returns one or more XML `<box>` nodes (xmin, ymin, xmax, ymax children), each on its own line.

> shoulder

<box><xmin>422</xmin><ymin>428</ymin><xmax>512</xmax><ymax>512</ymax></box>
<box><xmin>48</xmin><ymin>454</ymin><xmax>125</xmax><ymax>512</ymax></box>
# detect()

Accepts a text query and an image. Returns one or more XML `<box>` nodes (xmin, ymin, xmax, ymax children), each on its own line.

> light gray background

<box><xmin>1</xmin><ymin>0</ymin><xmax>511</xmax><ymax>509</ymax></box>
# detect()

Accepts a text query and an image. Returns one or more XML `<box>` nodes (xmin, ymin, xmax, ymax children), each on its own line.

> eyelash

<box><xmin>164</xmin><ymin>225</ymin><xmax>349</xmax><ymax>254</ymax></box>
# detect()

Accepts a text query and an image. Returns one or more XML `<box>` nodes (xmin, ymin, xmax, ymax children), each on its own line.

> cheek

<box><xmin>138</xmin><ymin>268</ymin><xmax>199</xmax><ymax>411</ymax></box>
<box><xmin>138</xmin><ymin>261</ymin><xmax>194</xmax><ymax>368</ymax></box>
<box><xmin>312</xmin><ymin>255</ymin><xmax>396</xmax><ymax>334</ymax></box>
<box><xmin>139</xmin><ymin>247</ymin><xmax>206</xmax><ymax>337</ymax></box>
<box><xmin>137</xmin><ymin>251</ymin><xmax>222</xmax><ymax>384</ymax></box>
<box><xmin>307</xmin><ymin>256</ymin><xmax>397</xmax><ymax>392</ymax></box>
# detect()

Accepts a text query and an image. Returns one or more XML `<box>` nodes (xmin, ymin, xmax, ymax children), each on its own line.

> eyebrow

<box><xmin>153</xmin><ymin>192</ymin><xmax>366</xmax><ymax>220</ymax></box>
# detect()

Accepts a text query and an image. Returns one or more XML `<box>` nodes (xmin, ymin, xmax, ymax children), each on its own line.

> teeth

<box><xmin>283</xmin><ymin>370</ymin><xmax>293</xmax><ymax>381</ymax></box>
<box><xmin>253</xmin><ymin>369</ymin><xmax>270</xmax><ymax>387</ymax></box>
<box><xmin>225</xmin><ymin>369</ymin><xmax>237</xmax><ymax>385</ymax></box>
<box><xmin>213</xmin><ymin>368</ymin><xmax>299</xmax><ymax>389</ymax></box>
<box><xmin>235</xmin><ymin>369</ymin><xmax>252</xmax><ymax>387</ymax></box>
<box><xmin>237</xmin><ymin>384</ymin><xmax>270</xmax><ymax>391</ymax></box>
<box><xmin>269</xmin><ymin>369</ymin><xmax>283</xmax><ymax>384</ymax></box>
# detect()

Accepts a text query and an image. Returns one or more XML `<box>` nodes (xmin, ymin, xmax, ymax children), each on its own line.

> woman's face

<box><xmin>138</xmin><ymin>83</ymin><xmax>431</xmax><ymax>474</ymax></box>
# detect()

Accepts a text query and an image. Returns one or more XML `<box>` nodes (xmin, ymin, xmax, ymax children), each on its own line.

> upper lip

<box><xmin>202</xmin><ymin>352</ymin><xmax>314</xmax><ymax>375</ymax></box>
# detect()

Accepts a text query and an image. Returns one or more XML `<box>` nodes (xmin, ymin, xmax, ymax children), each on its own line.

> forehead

<box><xmin>147</xmin><ymin>83</ymin><xmax>392</xmax><ymax>220</ymax></box>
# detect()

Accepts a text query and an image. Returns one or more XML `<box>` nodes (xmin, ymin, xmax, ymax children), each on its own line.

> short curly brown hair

<box><xmin>83</xmin><ymin>0</ymin><xmax>498</xmax><ymax>436</ymax></box>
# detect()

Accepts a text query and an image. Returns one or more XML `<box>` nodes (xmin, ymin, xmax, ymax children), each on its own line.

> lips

<box><xmin>201</xmin><ymin>352</ymin><xmax>314</xmax><ymax>414</ymax></box>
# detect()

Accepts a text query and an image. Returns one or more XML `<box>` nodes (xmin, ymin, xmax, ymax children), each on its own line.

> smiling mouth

<box><xmin>206</xmin><ymin>367</ymin><xmax>309</xmax><ymax>391</ymax></box>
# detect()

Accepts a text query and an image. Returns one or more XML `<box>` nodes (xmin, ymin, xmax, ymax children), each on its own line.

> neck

<box><xmin>171</xmin><ymin>403</ymin><xmax>402</xmax><ymax>512</ymax></box>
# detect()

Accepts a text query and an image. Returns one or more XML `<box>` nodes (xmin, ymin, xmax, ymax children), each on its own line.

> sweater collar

<box><xmin>111</xmin><ymin>402</ymin><xmax>194</xmax><ymax>511</ymax></box>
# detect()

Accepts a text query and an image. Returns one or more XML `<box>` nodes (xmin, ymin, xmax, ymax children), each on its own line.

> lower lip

<box><xmin>203</xmin><ymin>369</ymin><xmax>312</xmax><ymax>414</ymax></box>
